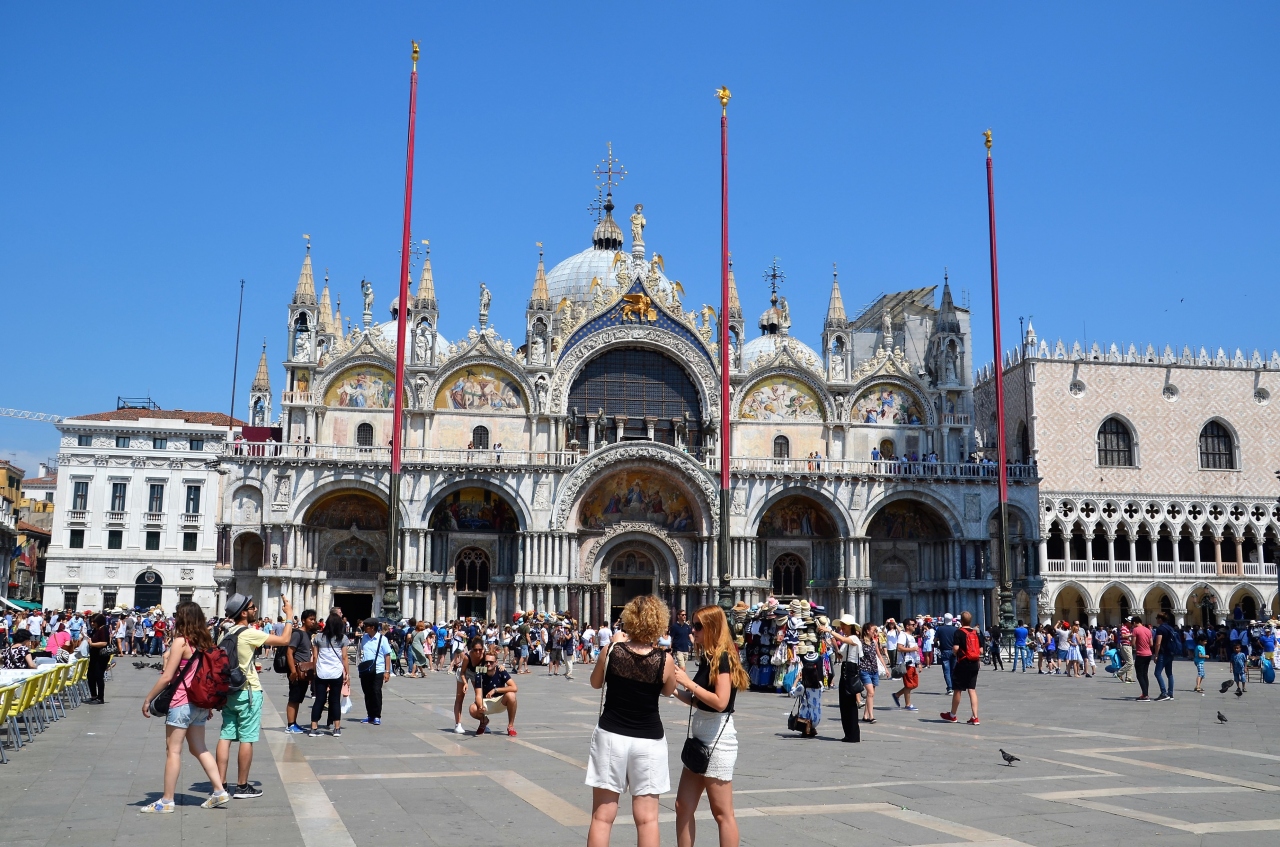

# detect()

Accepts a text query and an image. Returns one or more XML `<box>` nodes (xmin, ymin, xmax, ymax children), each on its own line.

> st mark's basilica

<box><xmin>218</xmin><ymin>180</ymin><xmax>1040</xmax><ymax>627</ymax></box>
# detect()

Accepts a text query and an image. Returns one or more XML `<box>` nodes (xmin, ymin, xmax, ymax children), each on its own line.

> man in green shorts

<box><xmin>216</xmin><ymin>593</ymin><xmax>294</xmax><ymax>799</ymax></box>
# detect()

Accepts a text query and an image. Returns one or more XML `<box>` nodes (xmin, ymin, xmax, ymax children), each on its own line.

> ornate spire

<box><xmin>292</xmin><ymin>236</ymin><xmax>317</xmax><ymax>305</ymax></box>
<box><xmin>251</xmin><ymin>340</ymin><xmax>271</xmax><ymax>391</ymax></box>
<box><xmin>727</xmin><ymin>253</ymin><xmax>742</xmax><ymax>321</ymax></box>
<box><xmin>415</xmin><ymin>239</ymin><xmax>436</xmax><ymax>310</ymax></box>
<box><xmin>333</xmin><ymin>296</ymin><xmax>343</xmax><ymax>335</ymax></box>
<box><xmin>530</xmin><ymin>242</ymin><xmax>549</xmax><ymax>307</ymax></box>
<box><xmin>936</xmin><ymin>268</ymin><xmax>960</xmax><ymax>334</ymax></box>
<box><xmin>318</xmin><ymin>272</ymin><xmax>333</xmax><ymax>334</ymax></box>
<box><xmin>825</xmin><ymin>263</ymin><xmax>847</xmax><ymax>327</ymax></box>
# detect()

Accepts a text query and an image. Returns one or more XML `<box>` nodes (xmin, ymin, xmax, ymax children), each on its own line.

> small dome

<box><xmin>741</xmin><ymin>334</ymin><xmax>822</xmax><ymax>371</ymax></box>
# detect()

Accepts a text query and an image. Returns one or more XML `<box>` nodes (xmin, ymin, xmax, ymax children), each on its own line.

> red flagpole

<box><xmin>716</xmin><ymin>87</ymin><xmax>732</xmax><ymax>610</ymax></box>
<box><xmin>985</xmin><ymin>129</ymin><xmax>1013</xmax><ymax>629</ymax></box>
<box><xmin>386</xmin><ymin>41</ymin><xmax>420</xmax><ymax>616</ymax></box>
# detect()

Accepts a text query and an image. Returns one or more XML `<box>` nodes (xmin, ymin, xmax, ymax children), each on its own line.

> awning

<box><xmin>1</xmin><ymin>597</ymin><xmax>42</xmax><ymax>611</ymax></box>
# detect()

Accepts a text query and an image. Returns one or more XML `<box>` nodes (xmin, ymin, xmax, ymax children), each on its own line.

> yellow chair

<box><xmin>31</xmin><ymin>670</ymin><xmax>57</xmax><ymax>731</ymax></box>
<box><xmin>4</xmin><ymin>677</ymin><xmax>40</xmax><ymax>747</ymax></box>
<box><xmin>48</xmin><ymin>664</ymin><xmax>70</xmax><ymax>719</ymax></box>
<box><xmin>0</xmin><ymin>684</ymin><xmax>17</xmax><ymax>763</ymax></box>
<box><xmin>68</xmin><ymin>659</ymin><xmax>88</xmax><ymax>707</ymax></box>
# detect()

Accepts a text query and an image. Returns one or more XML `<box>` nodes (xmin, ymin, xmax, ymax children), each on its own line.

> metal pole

<box><xmin>716</xmin><ymin>87</ymin><xmax>733</xmax><ymax>613</ymax></box>
<box><xmin>228</xmin><ymin>279</ymin><xmax>245</xmax><ymax>431</ymax></box>
<box><xmin>984</xmin><ymin>130</ymin><xmax>1015</xmax><ymax>631</ymax></box>
<box><xmin>386</xmin><ymin>41</ymin><xmax>420</xmax><ymax>619</ymax></box>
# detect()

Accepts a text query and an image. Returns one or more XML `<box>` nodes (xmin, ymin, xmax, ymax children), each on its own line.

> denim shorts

<box><xmin>1057</xmin><ymin>649</ymin><xmax>1068</xmax><ymax>661</ymax></box>
<box><xmin>859</xmin><ymin>669</ymin><xmax>878</xmax><ymax>687</ymax></box>
<box><xmin>519</xmin><ymin>646</ymin><xmax>529</xmax><ymax>658</ymax></box>
<box><xmin>166</xmin><ymin>703</ymin><xmax>211</xmax><ymax>728</ymax></box>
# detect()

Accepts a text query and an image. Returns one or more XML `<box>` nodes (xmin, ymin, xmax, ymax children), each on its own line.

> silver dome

<box><xmin>545</xmin><ymin>245</ymin><xmax>674</xmax><ymax>307</ymax></box>
<box><xmin>741</xmin><ymin>333</ymin><xmax>822</xmax><ymax>372</ymax></box>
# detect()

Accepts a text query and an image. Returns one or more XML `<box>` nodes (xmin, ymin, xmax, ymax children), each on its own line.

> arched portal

<box><xmin>756</xmin><ymin>492</ymin><xmax>839</xmax><ymax>609</ymax></box>
<box><xmin>428</xmin><ymin>486</ymin><xmax>520</xmax><ymax>622</ymax></box>
<box><xmin>1052</xmin><ymin>583</ymin><xmax>1088</xmax><ymax>625</ymax></box>
<box><xmin>1098</xmin><ymin>583</ymin><xmax>1133</xmax><ymax>627</ymax></box>
<box><xmin>1142</xmin><ymin>585</ymin><xmax>1174</xmax><ymax>622</ymax></box>
<box><xmin>454</xmin><ymin>547</ymin><xmax>491</xmax><ymax>619</ymax></box>
<box><xmin>866</xmin><ymin>499</ymin><xmax>951</xmax><ymax>622</ymax></box>
<box><xmin>135</xmin><ymin>570</ymin><xmax>163</xmax><ymax>609</ymax></box>
<box><xmin>304</xmin><ymin>489</ymin><xmax>390</xmax><ymax>623</ymax></box>
<box><xmin>1186</xmin><ymin>584</ymin><xmax>1221</xmax><ymax>626</ymax></box>
<box><xmin>604</xmin><ymin>545</ymin><xmax>660</xmax><ymax>623</ymax></box>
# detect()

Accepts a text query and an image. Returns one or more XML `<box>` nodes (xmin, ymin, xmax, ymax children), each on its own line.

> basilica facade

<box><xmin>217</xmin><ymin>193</ymin><xmax>1039</xmax><ymax>626</ymax></box>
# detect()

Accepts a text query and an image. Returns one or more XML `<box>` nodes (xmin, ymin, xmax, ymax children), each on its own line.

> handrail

<box><xmin>727</xmin><ymin>457</ymin><xmax>1040</xmax><ymax>480</ymax></box>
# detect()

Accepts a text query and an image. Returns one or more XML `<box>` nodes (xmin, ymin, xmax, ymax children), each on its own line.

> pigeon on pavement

<box><xmin>1217</xmin><ymin>711</ymin><xmax>1228</xmax><ymax>723</ymax></box>
<box><xmin>1000</xmin><ymin>749</ymin><xmax>1020</xmax><ymax>766</ymax></box>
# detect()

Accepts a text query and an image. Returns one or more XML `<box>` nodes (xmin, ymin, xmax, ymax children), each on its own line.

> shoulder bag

<box><xmin>149</xmin><ymin>653</ymin><xmax>196</xmax><ymax>718</ymax></box>
<box><xmin>680</xmin><ymin>698</ymin><xmax>728</xmax><ymax>775</ymax></box>
<box><xmin>358</xmin><ymin>634</ymin><xmax>384</xmax><ymax>676</ymax></box>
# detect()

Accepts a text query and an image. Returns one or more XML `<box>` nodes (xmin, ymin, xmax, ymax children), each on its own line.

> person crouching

<box><xmin>469</xmin><ymin>650</ymin><xmax>518</xmax><ymax>736</ymax></box>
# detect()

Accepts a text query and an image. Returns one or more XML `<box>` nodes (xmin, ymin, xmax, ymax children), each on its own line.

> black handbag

<box><xmin>358</xmin><ymin>634</ymin><xmax>384</xmax><ymax>675</ymax></box>
<box><xmin>839</xmin><ymin>661</ymin><xmax>865</xmax><ymax>696</ymax></box>
<box><xmin>148</xmin><ymin>657</ymin><xmax>191</xmax><ymax>718</ymax></box>
<box><xmin>786</xmin><ymin>697</ymin><xmax>800</xmax><ymax>732</ymax></box>
<box><xmin>680</xmin><ymin>700</ymin><xmax>728</xmax><ymax>775</ymax></box>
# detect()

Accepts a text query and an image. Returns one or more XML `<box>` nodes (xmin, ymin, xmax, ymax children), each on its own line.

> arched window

<box><xmin>1199</xmin><ymin>421</ymin><xmax>1235</xmax><ymax>469</ymax></box>
<box><xmin>471</xmin><ymin>425</ymin><xmax>490</xmax><ymax>449</ymax></box>
<box><xmin>772</xmin><ymin>553</ymin><xmax>805</xmax><ymax>597</ymax></box>
<box><xmin>567</xmin><ymin>348</ymin><xmax>702</xmax><ymax>449</ymax></box>
<box><xmin>355</xmin><ymin>423</ymin><xmax>374</xmax><ymax>447</ymax></box>
<box><xmin>1016</xmin><ymin>422</ymin><xmax>1030</xmax><ymax>463</ymax></box>
<box><xmin>455</xmin><ymin>547</ymin><xmax>490</xmax><ymax>594</ymax></box>
<box><xmin>1097</xmin><ymin>418</ymin><xmax>1133</xmax><ymax>467</ymax></box>
<box><xmin>773</xmin><ymin>435</ymin><xmax>790</xmax><ymax>459</ymax></box>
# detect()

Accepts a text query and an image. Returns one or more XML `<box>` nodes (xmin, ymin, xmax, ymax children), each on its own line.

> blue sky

<box><xmin>2</xmin><ymin>4</ymin><xmax>1277</xmax><ymax>473</ymax></box>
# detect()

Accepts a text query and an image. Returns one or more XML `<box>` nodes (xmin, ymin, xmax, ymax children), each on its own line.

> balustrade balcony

<box><xmin>1044</xmin><ymin>556</ymin><xmax>1275</xmax><ymax>579</ymax></box>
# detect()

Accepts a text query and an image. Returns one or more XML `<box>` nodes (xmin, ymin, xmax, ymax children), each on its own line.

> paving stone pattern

<box><xmin>2</xmin><ymin>659</ymin><xmax>1277</xmax><ymax>847</ymax></box>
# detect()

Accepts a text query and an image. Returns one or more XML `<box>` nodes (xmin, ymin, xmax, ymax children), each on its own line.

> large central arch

<box><xmin>553</xmin><ymin>441</ymin><xmax>717</xmax><ymax>533</ymax></box>
<box><xmin>866</xmin><ymin>498</ymin><xmax>953</xmax><ymax>622</ymax></box>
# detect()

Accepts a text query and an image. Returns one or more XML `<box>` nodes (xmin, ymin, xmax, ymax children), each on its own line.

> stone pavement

<box><xmin>2</xmin><ymin>658</ymin><xmax>1278</xmax><ymax>847</ymax></box>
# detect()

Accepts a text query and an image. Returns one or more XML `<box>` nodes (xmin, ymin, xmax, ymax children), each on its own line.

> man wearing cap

<box><xmin>934</xmin><ymin>613</ymin><xmax>958</xmax><ymax>694</ymax></box>
<box><xmin>217</xmin><ymin>592</ymin><xmax>294</xmax><ymax>800</ymax></box>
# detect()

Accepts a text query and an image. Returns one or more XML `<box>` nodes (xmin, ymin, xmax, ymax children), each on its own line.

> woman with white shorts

<box><xmin>587</xmin><ymin>596</ymin><xmax>677</xmax><ymax>847</ymax></box>
<box><xmin>672</xmin><ymin>605</ymin><xmax>749</xmax><ymax>847</ymax></box>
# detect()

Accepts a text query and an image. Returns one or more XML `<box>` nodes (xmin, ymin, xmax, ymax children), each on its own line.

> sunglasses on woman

<box><xmin>691</xmin><ymin>622</ymin><xmax>703</xmax><ymax>632</ymax></box>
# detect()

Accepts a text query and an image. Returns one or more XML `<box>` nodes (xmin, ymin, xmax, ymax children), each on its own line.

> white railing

<box><xmin>105</xmin><ymin>511</ymin><xmax>127</xmax><ymax>525</ymax></box>
<box><xmin>943</xmin><ymin>413</ymin><xmax>972</xmax><ymax>426</ymax></box>
<box><xmin>1045</xmin><ymin>557</ymin><xmax>1279</xmax><ymax>580</ymax></box>
<box><xmin>281</xmin><ymin>391</ymin><xmax>317</xmax><ymax>405</ymax></box>
<box><xmin>144</xmin><ymin>512</ymin><xmax>164</xmax><ymax>525</ymax></box>
<box><xmin>229</xmin><ymin>443</ymin><xmax>582</xmax><ymax>467</ymax></box>
<box><xmin>728</xmin><ymin>457</ymin><xmax>1039</xmax><ymax>480</ymax></box>
<box><xmin>181</xmin><ymin>513</ymin><xmax>201</xmax><ymax>526</ymax></box>
<box><xmin>66</xmin><ymin>510</ymin><xmax>87</xmax><ymax>524</ymax></box>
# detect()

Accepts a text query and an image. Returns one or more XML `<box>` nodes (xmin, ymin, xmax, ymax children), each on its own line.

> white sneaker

<box><xmin>454</xmin><ymin>723</ymin><xmax>465</xmax><ymax>734</ymax></box>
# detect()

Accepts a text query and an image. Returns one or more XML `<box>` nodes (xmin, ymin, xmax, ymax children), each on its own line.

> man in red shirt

<box><xmin>1130</xmin><ymin>616</ymin><xmax>1154</xmax><ymax>701</ymax></box>
<box><xmin>1117</xmin><ymin>621</ymin><xmax>1134</xmax><ymax>684</ymax></box>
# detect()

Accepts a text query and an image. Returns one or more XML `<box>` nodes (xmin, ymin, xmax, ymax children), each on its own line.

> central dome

<box><xmin>545</xmin><ymin>193</ymin><xmax>674</xmax><ymax>307</ymax></box>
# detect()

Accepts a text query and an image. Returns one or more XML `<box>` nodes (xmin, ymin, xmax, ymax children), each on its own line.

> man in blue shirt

<box><xmin>469</xmin><ymin>649</ymin><xmax>518</xmax><ymax>736</ymax></box>
<box><xmin>935</xmin><ymin>613</ymin><xmax>958</xmax><ymax>693</ymax></box>
<box><xmin>357</xmin><ymin>619</ymin><xmax>394</xmax><ymax>725</ymax></box>
<box><xmin>1152</xmin><ymin>613</ymin><xmax>1179</xmax><ymax>701</ymax></box>
<box><xmin>1011</xmin><ymin>620</ymin><xmax>1030</xmax><ymax>672</ymax></box>
<box><xmin>669</xmin><ymin>609</ymin><xmax>693</xmax><ymax>670</ymax></box>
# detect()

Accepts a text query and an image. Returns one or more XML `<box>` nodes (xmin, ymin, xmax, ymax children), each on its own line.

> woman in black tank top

<box><xmin>586</xmin><ymin>595</ymin><xmax>676</xmax><ymax>847</ymax></box>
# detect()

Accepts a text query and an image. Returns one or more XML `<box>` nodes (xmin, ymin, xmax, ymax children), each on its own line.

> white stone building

<box><xmin>43</xmin><ymin>408</ymin><xmax>239</xmax><ymax>612</ymax></box>
<box><xmin>215</xmin><ymin>186</ymin><xmax>1038</xmax><ymax>626</ymax></box>
<box><xmin>975</xmin><ymin>328</ymin><xmax>1280</xmax><ymax>626</ymax></box>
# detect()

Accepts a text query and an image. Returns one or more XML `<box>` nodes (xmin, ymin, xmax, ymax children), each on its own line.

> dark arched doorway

<box><xmin>756</xmin><ymin>493</ymin><xmax>839</xmax><ymax>609</ymax></box>
<box><xmin>135</xmin><ymin>570</ymin><xmax>163</xmax><ymax>609</ymax></box>
<box><xmin>866</xmin><ymin>500</ymin><xmax>952</xmax><ymax>622</ymax></box>
<box><xmin>455</xmin><ymin>547</ymin><xmax>491</xmax><ymax>619</ymax></box>
<box><xmin>305</xmin><ymin>489</ymin><xmax>389</xmax><ymax>622</ymax></box>
<box><xmin>429</xmin><ymin>487</ymin><xmax>520</xmax><ymax>621</ymax></box>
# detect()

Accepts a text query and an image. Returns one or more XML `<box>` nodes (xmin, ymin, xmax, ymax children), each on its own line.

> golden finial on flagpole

<box><xmin>984</xmin><ymin>128</ymin><xmax>993</xmax><ymax>157</ymax></box>
<box><xmin>715</xmin><ymin>86</ymin><xmax>731</xmax><ymax>115</ymax></box>
<box><xmin>303</xmin><ymin>233</ymin><xmax>311</xmax><ymax>251</ymax></box>
<box><xmin>412</xmin><ymin>40</ymin><xmax>420</xmax><ymax>69</ymax></box>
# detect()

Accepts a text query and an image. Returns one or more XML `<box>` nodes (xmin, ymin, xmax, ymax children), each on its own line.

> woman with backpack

<box><xmin>309</xmin><ymin>613</ymin><xmax>349</xmax><ymax>736</ymax></box>
<box><xmin>139</xmin><ymin>601</ymin><xmax>231</xmax><ymax>812</ymax></box>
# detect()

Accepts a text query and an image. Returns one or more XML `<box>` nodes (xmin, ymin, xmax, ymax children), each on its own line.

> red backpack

<box><xmin>185</xmin><ymin>647</ymin><xmax>234</xmax><ymax>710</ymax></box>
<box><xmin>956</xmin><ymin>627</ymin><xmax>982</xmax><ymax>661</ymax></box>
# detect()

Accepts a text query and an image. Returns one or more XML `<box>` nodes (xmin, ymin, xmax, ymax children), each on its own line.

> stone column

<box><xmin>1214</xmin><ymin>536</ymin><xmax>1223</xmax><ymax>577</ymax></box>
<box><xmin>1085</xmin><ymin>606</ymin><xmax>1100</xmax><ymax>626</ymax></box>
<box><xmin>1106</xmin><ymin>535</ymin><xmax>1116</xmax><ymax>573</ymax></box>
<box><xmin>261</xmin><ymin>578</ymin><xmax>270</xmax><ymax>612</ymax></box>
